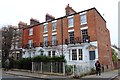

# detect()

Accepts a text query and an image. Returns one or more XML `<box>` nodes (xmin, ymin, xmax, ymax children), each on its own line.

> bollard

<box><xmin>51</xmin><ymin>62</ymin><xmax>53</xmax><ymax>73</ymax></box>
<box><xmin>73</xmin><ymin>65</ymin><xmax>75</xmax><ymax>76</ymax></box>
<box><xmin>32</xmin><ymin>62</ymin><xmax>34</xmax><ymax>72</ymax></box>
<box><xmin>63</xmin><ymin>62</ymin><xmax>65</xmax><ymax>75</ymax></box>
<box><xmin>41</xmin><ymin>62</ymin><xmax>42</xmax><ymax>73</ymax></box>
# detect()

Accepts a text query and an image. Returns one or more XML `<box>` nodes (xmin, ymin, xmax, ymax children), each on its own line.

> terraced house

<box><xmin>23</xmin><ymin>5</ymin><xmax>112</xmax><ymax>70</ymax></box>
<box><xmin>10</xmin><ymin>22</ymin><xmax>27</xmax><ymax>60</ymax></box>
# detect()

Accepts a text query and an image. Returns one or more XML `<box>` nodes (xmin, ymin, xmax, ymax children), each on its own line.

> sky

<box><xmin>0</xmin><ymin>0</ymin><xmax>119</xmax><ymax>46</ymax></box>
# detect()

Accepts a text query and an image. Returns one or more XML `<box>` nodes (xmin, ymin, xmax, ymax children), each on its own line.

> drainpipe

<box><xmin>61</xmin><ymin>19</ymin><xmax>63</xmax><ymax>56</ymax></box>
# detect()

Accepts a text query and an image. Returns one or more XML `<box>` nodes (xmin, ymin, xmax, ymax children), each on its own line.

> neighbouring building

<box><xmin>10</xmin><ymin>22</ymin><xmax>27</xmax><ymax>60</ymax></box>
<box><xmin>22</xmin><ymin>5</ymin><xmax>112</xmax><ymax>72</ymax></box>
<box><xmin>112</xmin><ymin>45</ymin><xmax>120</xmax><ymax>69</ymax></box>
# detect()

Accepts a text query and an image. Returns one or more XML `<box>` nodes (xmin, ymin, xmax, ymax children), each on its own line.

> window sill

<box><xmin>81</xmin><ymin>22</ymin><xmax>87</xmax><ymax>25</ymax></box>
<box><xmin>52</xmin><ymin>29</ymin><xmax>56</xmax><ymax>32</ymax></box>
<box><xmin>43</xmin><ymin>31</ymin><xmax>48</xmax><ymax>33</ymax></box>
<box><xmin>72</xmin><ymin>60</ymin><xmax>77</xmax><ymax>61</ymax></box>
<box><xmin>29</xmin><ymin>34</ymin><xmax>33</xmax><ymax>36</ymax></box>
<box><xmin>68</xmin><ymin>25</ymin><xmax>74</xmax><ymax>28</ymax></box>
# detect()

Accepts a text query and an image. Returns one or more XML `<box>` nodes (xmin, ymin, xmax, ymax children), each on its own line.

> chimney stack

<box><xmin>30</xmin><ymin>18</ymin><xmax>40</xmax><ymax>25</ymax></box>
<box><xmin>65</xmin><ymin>4</ymin><xmax>76</xmax><ymax>16</ymax></box>
<box><xmin>46</xmin><ymin>13</ymin><xmax>55</xmax><ymax>21</ymax></box>
<box><xmin>18</xmin><ymin>21</ymin><xmax>27</xmax><ymax>29</ymax></box>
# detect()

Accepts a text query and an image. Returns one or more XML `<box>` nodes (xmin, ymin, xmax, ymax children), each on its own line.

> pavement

<box><xmin>82</xmin><ymin>70</ymin><xmax>119</xmax><ymax>79</ymax></box>
<box><xmin>4</xmin><ymin>69</ymin><xmax>119</xmax><ymax>80</ymax></box>
<box><xmin>112</xmin><ymin>75</ymin><xmax>120</xmax><ymax>80</ymax></box>
<box><xmin>5</xmin><ymin>69</ymin><xmax>69</xmax><ymax>79</ymax></box>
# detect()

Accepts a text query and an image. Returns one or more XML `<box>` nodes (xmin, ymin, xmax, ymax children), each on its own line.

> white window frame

<box><xmin>29</xmin><ymin>28</ymin><xmax>33</xmax><ymax>36</ymax></box>
<box><xmin>28</xmin><ymin>40</ymin><xmax>33</xmax><ymax>47</ymax></box>
<box><xmin>44</xmin><ymin>36</ymin><xmax>48</xmax><ymax>47</ymax></box>
<box><xmin>52</xmin><ymin>35</ymin><xmax>57</xmax><ymax>45</ymax></box>
<box><xmin>43</xmin><ymin>34</ymin><xmax>48</xmax><ymax>37</ymax></box>
<box><xmin>80</xmin><ymin>27</ymin><xmax>88</xmax><ymax>43</ymax></box>
<box><xmin>80</xmin><ymin>26</ymin><xmax>88</xmax><ymax>30</ymax></box>
<box><xmin>80</xmin><ymin>12</ymin><xmax>87</xmax><ymax>25</ymax></box>
<box><xmin>69</xmin><ymin>31</ymin><xmax>74</xmax><ymax>44</ymax></box>
<box><xmin>68</xmin><ymin>15</ymin><xmax>74</xmax><ymax>28</ymax></box>
<box><xmin>52</xmin><ymin>20</ymin><xmax>57</xmax><ymax>31</ymax></box>
<box><xmin>52</xmin><ymin>32</ymin><xmax>57</xmax><ymax>35</ymax></box>
<box><xmin>52</xmin><ymin>51</ymin><xmax>56</xmax><ymax>57</ymax></box>
<box><xmin>78</xmin><ymin>49</ymin><xmax>83</xmax><ymax>60</ymax></box>
<box><xmin>72</xmin><ymin>49</ymin><xmax>77</xmax><ymax>60</ymax></box>
<box><xmin>71</xmin><ymin>49</ymin><xmax>83</xmax><ymax>61</ymax></box>
<box><xmin>43</xmin><ymin>23</ymin><xmax>48</xmax><ymax>33</ymax></box>
<box><xmin>48</xmin><ymin>51</ymin><xmax>51</xmax><ymax>57</ymax></box>
<box><xmin>68</xmin><ymin>29</ymin><xmax>74</xmax><ymax>32</ymax></box>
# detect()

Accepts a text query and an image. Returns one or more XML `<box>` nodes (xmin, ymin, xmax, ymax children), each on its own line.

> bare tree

<box><xmin>52</xmin><ymin>45</ymin><xmax>67</xmax><ymax>56</ymax></box>
<box><xmin>2</xmin><ymin>25</ymin><xmax>14</xmax><ymax>61</ymax></box>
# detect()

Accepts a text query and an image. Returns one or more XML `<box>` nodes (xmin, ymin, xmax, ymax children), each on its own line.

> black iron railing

<box><xmin>65</xmin><ymin>36</ymin><xmax>90</xmax><ymax>45</ymax></box>
<box><xmin>40</xmin><ymin>40</ymin><xmax>58</xmax><ymax>47</ymax></box>
<box><xmin>23</xmin><ymin>43</ymin><xmax>37</xmax><ymax>49</ymax></box>
<box><xmin>23</xmin><ymin>36</ymin><xmax>90</xmax><ymax>48</ymax></box>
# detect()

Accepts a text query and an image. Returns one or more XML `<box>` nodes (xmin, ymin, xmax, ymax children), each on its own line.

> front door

<box><xmin>89</xmin><ymin>51</ymin><xmax>95</xmax><ymax>60</ymax></box>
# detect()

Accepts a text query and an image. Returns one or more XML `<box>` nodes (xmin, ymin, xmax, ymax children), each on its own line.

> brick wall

<box><xmin>56</xmin><ymin>19</ymin><xmax>62</xmax><ymax>45</ymax></box>
<box><xmin>48</xmin><ymin>22</ymin><xmax>52</xmax><ymax>42</ymax></box>
<box><xmin>33</xmin><ymin>25</ymin><xmax>40</xmax><ymax>47</ymax></box>
<box><xmin>23</xmin><ymin>28</ymin><xmax>29</xmax><ymax>45</ymax></box>
<box><xmin>87</xmin><ymin>9</ymin><xmax>97</xmax><ymax>42</ymax></box>
<box><xmin>40</xmin><ymin>25</ymin><xmax>44</xmax><ymax>44</ymax></box>
<box><xmin>62</xmin><ymin>18</ymin><xmax>68</xmax><ymax>44</ymax></box>
<box><xmin>23</xmin><ymin>8</ymin><xmax>100</xmax><ymax>46</ymax></box>
<box><xmin>74</xmin><ymin>14</ymin><xmax>81</xmax><ymax>38</ymax></box>
<box><xmin>94</xmin><ymin>9</ymin><xmax>112</xmax><ymax>70</ymax></box>
<box><xmin>23</xmin><ymin>25</ymin><xmax>41</xmax><ymax>47</ymax></box>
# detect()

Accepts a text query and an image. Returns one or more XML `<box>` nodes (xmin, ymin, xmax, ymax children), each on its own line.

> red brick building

<box><xmin>23</xmin><ymin>5</ymin><xmax>112</xmax><ymax>70</ymax></box>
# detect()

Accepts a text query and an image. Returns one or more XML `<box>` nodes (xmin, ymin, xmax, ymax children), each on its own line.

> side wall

<box><xmin>94</xmin><ymin>9</ymin><xmax>112</xmax><ymax>70</ymax></box>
